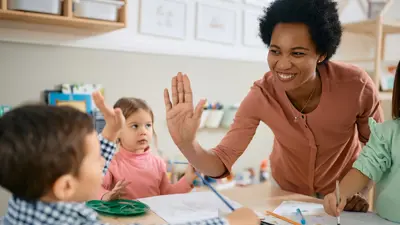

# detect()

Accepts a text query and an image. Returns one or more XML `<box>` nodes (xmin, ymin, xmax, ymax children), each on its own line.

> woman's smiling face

<box><xmin>267</xmin><ymin>23</ymin><xmax>325</xmax><ymax>91</ymax></box>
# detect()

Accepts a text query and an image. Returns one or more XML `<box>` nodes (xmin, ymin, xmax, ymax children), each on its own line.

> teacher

<box><xmin>163</xmin><ymin>0</ymin><xmax>383</xmax><ymax>211</ymax></box>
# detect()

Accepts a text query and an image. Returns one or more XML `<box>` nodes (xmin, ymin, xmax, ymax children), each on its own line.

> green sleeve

<box><xmin>353</xmin><ymin>117</ymin><xmax>392</xmax><ymax>183</ymax></box>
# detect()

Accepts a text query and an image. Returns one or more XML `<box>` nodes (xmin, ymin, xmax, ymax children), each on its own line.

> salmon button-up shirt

<box><xmin>213</xmin><ymin>61</ymin><xmax>383</xmax><ymax>196</ymax></box>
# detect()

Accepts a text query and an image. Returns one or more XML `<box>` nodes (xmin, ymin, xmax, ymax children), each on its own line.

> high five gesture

<box><xmin>164</xmin><ymin>72</ymin><xmax>206</xmax><ymax>149</ymax></box>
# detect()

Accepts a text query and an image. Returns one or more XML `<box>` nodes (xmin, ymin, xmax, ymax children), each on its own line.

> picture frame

<box><xmin>195</xmin><ymin>3</ymin><xmax>237</xmax><ymax>45</ymax></box>
<box><xmin>243</xmin><ymin>9</ymin><xmax>264</xmax><ymax>48</ymax></box>
<box><xmin>139</xmin><ymin>0</ymin><xmax>187</xmax><ymax>39</ymax></box>
<box><xmin>243</xmin><ymin>0</ymin><xmax>272</xmax><ymax>7</ymax></box>
<box><xmin>220</xmin><ymin>0</ymin><xmax>241</xmax><ymax>2</ymax></box>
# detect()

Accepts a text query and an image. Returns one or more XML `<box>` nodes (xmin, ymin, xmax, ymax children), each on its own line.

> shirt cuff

<box><xmin>98</xmin><ymin>133</ymin><xmax>117</xmax><ymax>147</ymax></box>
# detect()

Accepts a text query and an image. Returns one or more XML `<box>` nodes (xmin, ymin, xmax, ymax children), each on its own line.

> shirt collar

<box><xmin>4</xmin><ymin>196</ymin><xmax>99</xmax><ymax>225</ymax></box>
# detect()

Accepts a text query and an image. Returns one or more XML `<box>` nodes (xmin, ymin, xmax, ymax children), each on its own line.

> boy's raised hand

<box><xmin>92</xmin><ymin>91</ymin><xmax>125</xmax><ymax>142</ymax></box>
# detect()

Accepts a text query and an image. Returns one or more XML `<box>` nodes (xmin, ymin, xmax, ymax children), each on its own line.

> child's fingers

<box><xmin>323</xmin><ymin>194</ymin><xmax>338</xmax><ymax>216</ymax></box>
<box><xmin>164</xmin><ymin>89</ymin><xmax>173</xmax><ymax>111</ymax></box>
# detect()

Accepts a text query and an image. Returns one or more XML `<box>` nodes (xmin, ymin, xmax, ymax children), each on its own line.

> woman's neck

<box><xmin>286</xmin><ymin>72</ymin><xmax>321</xmax><ymax>104</ymax></box>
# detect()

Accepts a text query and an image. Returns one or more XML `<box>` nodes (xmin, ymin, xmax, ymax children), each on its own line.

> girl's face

<box><xmin>267</xmin><ymin>23</ymin><xmax>325</xmax><ymax>91</ymax></box>
<box><xmin>119</xmin><ymin>109</ymin><xmax>153</xmax><ymax>152</ymax></box>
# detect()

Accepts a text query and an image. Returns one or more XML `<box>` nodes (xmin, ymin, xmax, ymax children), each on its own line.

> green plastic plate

<box><xmin>86</xmin><ymin>199</ymin><xmax>150</xmax><ymax>216</ymax></box>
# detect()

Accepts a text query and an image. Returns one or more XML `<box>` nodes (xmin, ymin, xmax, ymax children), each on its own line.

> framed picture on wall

<box><xmin>243</xmin><ymin>9</ymin><xmax>264</xmax><ymax>48</ymax></box>
<box><xmin>195</xmin><ymin>3</ymin><xmax>237</xmax><ymax>45</ymax></box>
<box><xmin>243</xmin><ymin>0</ymin><xmax>272</xmax><ymax>7</ymax></box>
<box><xmin>139</xmin><ymin>0</ymin><xmax>187</xmax><ymax>39</ymax></box>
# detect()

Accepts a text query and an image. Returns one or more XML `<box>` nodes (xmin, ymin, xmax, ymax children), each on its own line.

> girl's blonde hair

<box><xmin>113</xmin><ymin>97</ymin><xmax>158</xmax><ymax>150</ymax></box>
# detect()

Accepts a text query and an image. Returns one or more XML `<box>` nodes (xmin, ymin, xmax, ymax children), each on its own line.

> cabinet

<box><xmin>0</xmin><ymin>0</ymin><xmax>127</xmax><ymax>31</ymax></box>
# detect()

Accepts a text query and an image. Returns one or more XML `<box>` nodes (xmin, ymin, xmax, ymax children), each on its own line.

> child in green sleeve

<box><xmin>323</xmin><ymin>60</ymin><xmax>400</xmax><ymax>223</ymax></box>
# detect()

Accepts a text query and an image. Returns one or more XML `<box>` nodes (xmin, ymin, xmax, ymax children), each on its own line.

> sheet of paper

<box><xmin>303</xmin><ymin>212</ymin><xmax>398</xmax><ymax>225</ymax></box>
<box><xmin>273</xmin><ymin>200</ymin><xmax>325</xmax><ymax>216</ymax></box>
<box><xmin>138</xmin><ymin>191</ymin><xmax>245</xmax><ymax>224</ymax></box>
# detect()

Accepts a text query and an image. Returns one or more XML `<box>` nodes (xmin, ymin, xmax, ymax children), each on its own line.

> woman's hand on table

<box><xmin>164</xmin><ymin>72</ymin><xmax>206</xmax><ymax>149</ymax></box>
<box><xmin>225</xmin><ymin>207</ymin><xmax>260</xmax><ymax>225</ymax></box>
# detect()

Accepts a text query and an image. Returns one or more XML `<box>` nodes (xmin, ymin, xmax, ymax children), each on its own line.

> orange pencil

<box><xmin>265</xmin><ymin>210</ymin><xmax>302</xmax><ymax>225</ymax></box>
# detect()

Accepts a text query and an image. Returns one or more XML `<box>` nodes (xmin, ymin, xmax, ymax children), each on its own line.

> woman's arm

<box><xmin>177</xmin><ymin>86</ymin><xmax>262</xmax><ymax>178</ymax></box>
<box><xmin>356</xmin><ymin>74</ymin><xmax>383</xmax><ymax>144</ymax></box>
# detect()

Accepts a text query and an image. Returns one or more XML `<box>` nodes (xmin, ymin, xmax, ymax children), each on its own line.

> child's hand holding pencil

<box><xmin>323</xmin><ymin>182</ymin><xmax>347</xmax><ymax>219</ymax></box>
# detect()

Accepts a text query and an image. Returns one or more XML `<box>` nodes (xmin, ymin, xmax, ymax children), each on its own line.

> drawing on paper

<box><xmin>195</xmin><ymin>3</ymin><xmax>237</xmax><ymax>45</ymax></box>
<box><xmin>156</xmin><ymin>5</ymin><xmax>174</xmax><ymax>27</ymax></box>
<box><xmin>139</xmin><ymin>0</ymin><xmax>187</xmax><ymax>39</ymax></box>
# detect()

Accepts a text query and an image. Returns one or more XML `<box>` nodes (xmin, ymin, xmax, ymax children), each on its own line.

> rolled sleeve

<box><xmin>353</xmin><ymin>118</ymin><xmax>392</xmax><ymax>183</ymax></box>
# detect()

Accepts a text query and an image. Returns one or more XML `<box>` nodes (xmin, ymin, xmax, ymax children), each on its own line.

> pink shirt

<box><xmin>213</xmin><ymin>61</ymin><xmax>383</xmax><ymax>196</ymax></box>
<box><xmin>99</xmin><ymin>147</ymin><xmax>193</xmax><ymax>200</ymax></box>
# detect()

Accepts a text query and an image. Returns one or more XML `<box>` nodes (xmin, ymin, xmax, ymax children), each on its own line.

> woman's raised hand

<box><xmin>164</xmin><ymin>72</ymin><xmax>206</xmax><ymax>149</ymax></box>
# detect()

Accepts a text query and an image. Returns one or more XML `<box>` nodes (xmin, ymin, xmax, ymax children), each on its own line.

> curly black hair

<box><xmin>259</xmin><ymin>0</ymin><xmax>342</xmax><ymax>62</ymax></box>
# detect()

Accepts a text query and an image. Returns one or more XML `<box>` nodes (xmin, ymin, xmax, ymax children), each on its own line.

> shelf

<box><xmin>0</xmin><ymin>9</ymin><xmax>125</xmax><ymax>31</ymax></box>
<box><xmin>342</xmin><ymin>18</ymin><xmax>400</xmax><ymax>35</ymax></box>
<box><xmin>0</xmin><ymin>0</ymin><xmax>127</xmax><ymax>32</ymax></box>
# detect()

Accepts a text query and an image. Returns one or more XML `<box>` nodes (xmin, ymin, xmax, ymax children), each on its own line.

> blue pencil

<box><xmin>194</xmin><ymin>171</ymin><xmax>235</xmax><ymax>211</ymax></box>
<box><xmin>296</xmin><ymin>208</ymin><xmax>307</xmax><ymax>225</ymax></box>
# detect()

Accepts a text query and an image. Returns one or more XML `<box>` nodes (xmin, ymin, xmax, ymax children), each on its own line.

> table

<box><xmin>100</xmin><ymin>182</ymin><xmax>323</xmax><ymax>225</ymax></box>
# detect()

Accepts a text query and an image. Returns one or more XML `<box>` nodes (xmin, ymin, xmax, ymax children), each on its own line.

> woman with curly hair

<box><xmin>164</xmin><ymin>0</ymin><xmax>383</xmax><ymax>212</ymax></box>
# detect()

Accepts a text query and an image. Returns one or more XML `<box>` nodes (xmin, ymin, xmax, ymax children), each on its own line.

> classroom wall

<box><xmin>0</xmin><ymin>41</ymin><xmax>273</xmax><ymax>215</ymax></box>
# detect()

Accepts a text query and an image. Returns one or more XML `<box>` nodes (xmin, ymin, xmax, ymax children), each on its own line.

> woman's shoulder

<box><xmin>251</xmin><ymin>71</ymin><xmax>277</xmax><ymax>95</ymax></box>
<box><xmin>323</xmin><ymin>60</ymin><xmax>371</xmax><ymax>84</ymax></box>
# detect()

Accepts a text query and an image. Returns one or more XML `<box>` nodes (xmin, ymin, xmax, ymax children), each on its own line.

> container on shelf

<box><xmin>205</xmin><ymin>110</ymin><xmax>224</xmax><ymax>128</ymax></box>
<box><xmin>72</xmin><ymin>0</ymin><xmax>124</xmax><ymax>22</ymax></box>
<box><xmin>7</xmin><ymin>0</ymin><xmax>63</xmax><ymax>15</ymax></box>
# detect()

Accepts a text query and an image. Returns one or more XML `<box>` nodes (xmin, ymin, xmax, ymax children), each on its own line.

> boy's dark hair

<box><xmin>392</xmin><ymin>61</ymin><xmax>400</xmax><ymax>119</ymax></box>
<box><xmin>0</xmin><ymin>104</ymin><xmax>94</xmax><ymax>200</ymax></box>
<box><xmin>259</xmin><ymin>0</ymin><xmax>342</xmax><ymax>63</ymax></box>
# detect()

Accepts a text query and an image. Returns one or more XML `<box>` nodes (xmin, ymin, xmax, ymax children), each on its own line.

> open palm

<box><xmin>164</xmin><ymin>73</ymin><xmax>206</xmax><ymax>148</ymax></box>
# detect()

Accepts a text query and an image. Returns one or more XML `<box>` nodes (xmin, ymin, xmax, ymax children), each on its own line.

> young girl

<box><xmin>323</xmin><ymin>61</ymin><xmax>400</xmax><ymax>223</ymax></box>
<box><xmin>99</xmin><ymin>97</ymin><xmax>197</xmax><ymax>201</ymax></box>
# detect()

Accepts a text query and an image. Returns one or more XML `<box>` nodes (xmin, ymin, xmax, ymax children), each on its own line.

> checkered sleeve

<box><xmin>98</xmin><ymin>134</ymin><xmax>117</xmax><ymax>176</ymax></box>
<box><xmin>157</xmin><ymin>218</ymin><xmax>229</xmax><ymax>225</ymax></box>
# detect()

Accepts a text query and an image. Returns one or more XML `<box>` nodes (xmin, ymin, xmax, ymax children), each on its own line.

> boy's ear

<box><xmin>52</xmin><ymin>174</ymin><xmax>78</xmax><ymax>201</ymax></box>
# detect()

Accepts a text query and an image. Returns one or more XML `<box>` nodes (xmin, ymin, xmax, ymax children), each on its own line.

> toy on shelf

<box><xmin>259</xmin><ymin>159</ymin><xmax>270</xmax><ymax>183</ymax></box>
<box><xmin>200</xmin><ymin>101</ymin><xmax>224</xmax><ymax>128</ymax></box>
<box><xmin>0</xmin><ymin>105</ymin><xmax>12</xmax><ymax>117</ymax></box>
<box><xmin>235</xmin><ymin>168</ymin><xmax>256</xmax><ymax>187</ymax></box>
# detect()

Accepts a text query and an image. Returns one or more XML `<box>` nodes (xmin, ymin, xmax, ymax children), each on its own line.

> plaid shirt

<box><xmin>2</xmin><ymin>134</ymin><xmax>229</xmax><ymax>225</ymax></box>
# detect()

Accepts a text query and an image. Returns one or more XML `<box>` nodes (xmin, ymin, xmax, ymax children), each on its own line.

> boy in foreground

<box><xmin>0</xmin><ymin>92</ymin><xmax>259</xmax><ymax>225</ymax></box>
